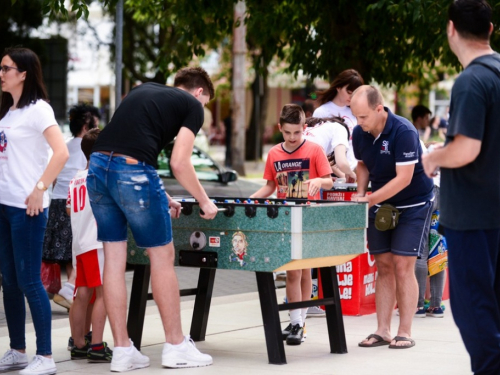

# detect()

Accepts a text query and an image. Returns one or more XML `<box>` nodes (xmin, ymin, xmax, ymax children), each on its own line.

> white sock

<box><xmin>289</xmin><ymin>309</ymin><xmax>302</xmax><ymax>327</ymax></box>
<box><xmin>301</xmin><ymin>308</ymin><xmax>308</xmax><ymax>323</ymax></box>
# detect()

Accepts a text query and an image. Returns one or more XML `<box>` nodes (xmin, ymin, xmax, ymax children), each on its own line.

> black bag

<box><xmin>375</xmin><ymin>204</ymin><xmax>400</xmax><ymax>231</ymax></box>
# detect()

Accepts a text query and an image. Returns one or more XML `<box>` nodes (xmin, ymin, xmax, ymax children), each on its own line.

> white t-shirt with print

<box><xmin>52</xmin><ymin>137</ymin><xmax>87</xmax><ymax>199</ymax></box>
<box><xmin>313</xmin><ymin>101</ymin><xmax>358</xmax><ymax>169</ymax></box>
<box><xmin>303</xmin><ymin>121</ymin><xmax>350</xmax><ymax>156</ymax></box>
<box><xmin>66</xmin><ymin>169</ymin><xmax>102</xmax><ymax>256</ymax></box>
<box><xmin>0</xmin><ymin>100</ymin><xmax>57</xmax><ymax>208</ymax></box>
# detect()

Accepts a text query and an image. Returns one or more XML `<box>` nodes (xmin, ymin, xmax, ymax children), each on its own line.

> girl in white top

<box><xmin>313</xmin><ymin>69</ymin><xmax>364</xmax><ymax>170</ymax></box>
<box><xmin>0</xmin><ymin>47</ymin><xmax>68</xmax><ymax>374</ymax></box>
<box><xmin>303</xmin><ymin>117</ymin><xmax>356</xmax><ymax>182</ymax></box>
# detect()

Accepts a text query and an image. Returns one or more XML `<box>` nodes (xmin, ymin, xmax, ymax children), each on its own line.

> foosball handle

<box><xmin>199</xmin><ymin>208</ymin><xmax>228</xmax><ymax>216</ymax></box>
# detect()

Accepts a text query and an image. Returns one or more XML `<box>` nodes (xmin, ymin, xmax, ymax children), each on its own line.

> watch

<box><xmin>36</xmin><ymin>181</ymin><xmax>48</xmax><ymax>191</ymax></box>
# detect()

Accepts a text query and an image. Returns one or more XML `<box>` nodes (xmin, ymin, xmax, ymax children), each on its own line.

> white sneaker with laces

<box><xmin>110</xmin><ymin>340</ymin><xmax>149</xmax><ymax>372</ymax></box>
<box><xmin>0</xmin><ymin>349</ymin><xmax>28</xmax><ymax>371</ymax></box>
<box><xmin>162</xmin><ymin>335</ymin><xmax>213</xmax><ymax>368</ymax></box>
<box><xmin>19</xmin><ymin>355</ymin><xmax>56</xmax><ymax>375</ymax></box>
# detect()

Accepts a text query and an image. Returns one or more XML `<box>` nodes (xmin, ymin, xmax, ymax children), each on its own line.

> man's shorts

<box><xmin>87</xmin><ymin>152</ymin><xmax>172</xmax><ymax>248</ymax></box>
<box><xmin>367</xmin><ymin>201</ymin><xmax>433</xmax><ymax>257</ymax></box>
<box><xmin>75</xmin><ymin>248</ymin><xmax>104</xmax><ymax>289</ymax></box>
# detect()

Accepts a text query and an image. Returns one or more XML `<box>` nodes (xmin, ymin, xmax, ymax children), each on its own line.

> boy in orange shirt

<box><xmin>250</xmin><ymin>104</ymin><xmax>333</xmax><ymax>345</ymax></box>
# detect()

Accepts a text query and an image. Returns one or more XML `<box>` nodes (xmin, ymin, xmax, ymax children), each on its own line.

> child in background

<box><xmin>67</xmin><ymin>128</ymin><xmax>112</xmax><ymax>362</ymax></box>
<box><xmin>250</xmin><ymin>104</ymin><xmax>333</xmax><ymax>345</ymax></box>
<box><xmin>303</xmin><ymin>116</ymin><xmax>356</xmax><ymax>182</ymax></box>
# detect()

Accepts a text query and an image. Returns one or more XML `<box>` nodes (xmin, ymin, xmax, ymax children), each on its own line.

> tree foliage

<box><xmin>39</xmin><ymin>0</ymin><xmax>500</xmax><ymax>86</ymax></box>
<box><xmin>1</xmin><ymin>0</ymin><xmax>50</xmax><ymax>63</ymax></box>
<box><xmin>102</xmin><ymin>0</ymin><xmax>235</xmax><ymax>83</ymax></box>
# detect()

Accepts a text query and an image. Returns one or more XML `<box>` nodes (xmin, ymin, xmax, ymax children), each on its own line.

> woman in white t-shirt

<box><xmin>313</xmin><ymin>69</ymin><xmax>364</xmax><ymax>170</ymax></box>
<box><xmin>303</xmin><ymin>117</ymin><xmax>356</xmax><ymax>182</ymax></box>
<box><xmin>0</xmin><ymin>47</ymin><xmax>69</xmax><ymax>374</ymax></box>
<box><xmin>43</xmin><ymin>105</ymin><xmax>97</xmax><ymax>309</ymax></box>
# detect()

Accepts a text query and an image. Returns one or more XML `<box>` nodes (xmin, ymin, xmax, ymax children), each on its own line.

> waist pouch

<box><xmin>375</xmin><ymin>204</ymin><xmax>400</xmax><ymax>231</ymax></box>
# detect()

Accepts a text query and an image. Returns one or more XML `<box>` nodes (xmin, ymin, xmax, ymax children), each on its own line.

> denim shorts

<box><xmin>367</xmin><ymin>201</ymin><xmax>433</xmax><ymax>257</ymax></box>
<box><xmin>87</xmin><ymin>152</ymin><xmax>172</xmax><ymax>248</ymax></box>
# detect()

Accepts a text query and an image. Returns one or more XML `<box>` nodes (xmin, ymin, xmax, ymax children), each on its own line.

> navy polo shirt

<box><xmin>352</xmin><ymin>107</ymin><xmax>433</xmax><ymax>207</ymax></box>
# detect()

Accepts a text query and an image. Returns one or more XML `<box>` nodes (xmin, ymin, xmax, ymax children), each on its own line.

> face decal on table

<box><xmin>230</xmin><ymin>231</ymin><xmax>249</xmax><ymax>267</ymax></box>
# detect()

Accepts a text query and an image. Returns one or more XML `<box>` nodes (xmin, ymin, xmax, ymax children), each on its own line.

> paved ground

<box><xmin>0</xmin><ymin>288</ymin><xmax>471</xmax><ymax>375</ymax></box>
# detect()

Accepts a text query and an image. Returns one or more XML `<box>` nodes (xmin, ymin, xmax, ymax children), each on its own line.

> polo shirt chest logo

<box><xmin>380</xmin><ymin>140</ymin><xmax>390</xmax><ymax>155</ymax></box>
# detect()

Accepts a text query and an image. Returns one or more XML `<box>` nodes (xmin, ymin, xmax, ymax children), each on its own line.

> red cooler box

<box><xmin>319</xmin><ymin>183</ymin><xmax>377</xmax><ymax>316</ymax></box>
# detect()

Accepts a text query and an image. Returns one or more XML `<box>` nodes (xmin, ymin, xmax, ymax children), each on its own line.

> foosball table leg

<box><xmin>255</xmin><ymin>271</ymin><xmax>287</xmax><ymax>365</ymax></box>
<box><xmin>320</xmin><ymin>266</ymin><xmax>348</xmax><ymax>354</ymax></box>
<box><xmin>127</xmin><ymin>264</ymin><xmax>151</xmax><ymax>350</ymax></box>
<box><xmin>190</xmin><ymin>268</ymin><xmax>216</xmax><ymax>341</ymax></box>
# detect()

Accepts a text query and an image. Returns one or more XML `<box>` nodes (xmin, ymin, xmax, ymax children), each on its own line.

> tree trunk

<box><xmin>245</xmin><ymin>68</ymin><xmax>269</xmax><ymax>161</ymax></box>
<box><xmin>231</xmin><ymin>0</ymin><xmax>247</xmax><ymax>176</ymax></box>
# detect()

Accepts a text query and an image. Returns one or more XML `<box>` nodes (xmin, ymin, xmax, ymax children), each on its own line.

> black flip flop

<box><xmin>388</xmin><ymin>336</ymin><xmax>416</xmax><ymax>349</ymax></box>
<box><xmin>358</xmin><ymin>333</ymin><xmax>391</xmax><ymax>347</ymax></box>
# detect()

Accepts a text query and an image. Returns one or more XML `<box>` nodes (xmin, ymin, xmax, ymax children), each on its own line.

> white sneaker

<box><xmin>307</xmin><ymin>306</ymin><xmax>326</xmax><ymax>318</ymax></box>
<box><xmin>0</xmin><ymin>349</ymin><xmax>28</xmax><ymax>371</ymax></box>
<box><xmin>162</xmin><ymin>336</ymin><xmax>213</xmax><ymax>368</ymax></box>
<box><xmin>110</xmin><ymin>340</ymin><xmax>149</xmax><ymax>372</ymax></box>
<box><xmin>19</xmin><ymin>355</ymin><xmax>56</xmax><ymax>375</ymax></box>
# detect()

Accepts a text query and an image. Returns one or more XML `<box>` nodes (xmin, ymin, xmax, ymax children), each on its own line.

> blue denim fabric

<box><xmin>87</xmin><ymin>152</ymin><xmax>172</xmax><ymax>248</ymax></box>
<box><xmin>0</xmin><ymin>205</ymin><xmax>52</xmax><ymax>355</ymax></box>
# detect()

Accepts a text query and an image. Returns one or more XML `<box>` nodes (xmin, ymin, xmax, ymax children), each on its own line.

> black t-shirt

<box><xmin>92</xmin><ymin>83</ymin><xmax>204</xmax><ymax>167</ymax></box>
<box><xmin>440</xmin><ymin>53</ymin><xmax>500</xmax><ymax>230</ymax></box>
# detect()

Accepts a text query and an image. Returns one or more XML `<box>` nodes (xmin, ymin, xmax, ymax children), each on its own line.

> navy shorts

<box><xmin>87</xmin><ymin>152</ymin><xmax>172</xmax><ymax>248</ymax></box>
<box><xmin>367</xmin><ymin>201</ymin><xmax>433</xmax><ymax>257</ymax></box>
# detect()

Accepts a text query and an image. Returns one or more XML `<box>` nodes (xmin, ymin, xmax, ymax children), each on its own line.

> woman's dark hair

<box><xmin>87</xmin><ymin>105</ymin><xmax>101</xmax><ymax>120</ymax></box>
<box><xmin>316</xmin><ymin>69</ymin><xmax>364</xmax><ymax>106</ymax></box>
<box><xmin>69</xmin><ymin>104</ymin><xmax>97</xmax><ymax>137</ymax></box>
<box><xmin>0</xmin><ymin>47</ymin><xmax>48</xmax><ymax>120</ymax></box>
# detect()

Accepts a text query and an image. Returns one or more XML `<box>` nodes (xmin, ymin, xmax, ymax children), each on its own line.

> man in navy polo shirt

<box><xmin>351</xmin><ymin>86</ymin><xmax>434</xmax><ymax>349</ymax></box>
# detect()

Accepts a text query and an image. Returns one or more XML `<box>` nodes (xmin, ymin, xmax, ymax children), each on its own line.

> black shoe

<box><xmin>87</xmin><ymin>342</ymin><xmax>113</xmax><ymax>363</ymax></box>
<box><xmin>286</xmin><ymin>324</ymin><xmax>303</xmax><ymax>346</ymax></box>
<box><xmin>282</xmin><ymin>323</ymin><xmax>292</xmax><ymax>340</ymax></box>
<box><xmin>71</xmin><ymin>343</ymin><xmax>90</xmax><ymax>360</ymax></box>
<box><xmin>68</xmin><ymin>331</ymin><xmax>92</xmax><ymax>351</ymax></box>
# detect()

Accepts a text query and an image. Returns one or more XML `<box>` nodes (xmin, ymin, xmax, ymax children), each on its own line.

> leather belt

<box><xmin>97</xmin><ymin>151</ymin><xmax>139</xmax><ymax>165</ymax></box>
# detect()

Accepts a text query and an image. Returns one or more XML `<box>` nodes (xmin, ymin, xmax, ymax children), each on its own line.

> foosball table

<box><xmin>126</xmin><ymin>197</ymin><xmax>367</xmax><ymax>364</ymax></box>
